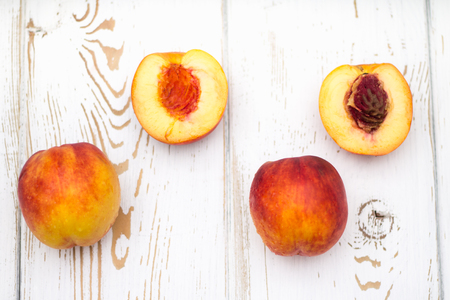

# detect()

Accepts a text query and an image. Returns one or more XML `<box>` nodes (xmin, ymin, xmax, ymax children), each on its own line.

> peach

<box><xmin>249</xmin><ymin>156</ymin><xmax>348</xmax><ymax>257</ymax></box>
<box><xmin>319</xmin><ymin>63</ymin><xmax>413</xmax><ymax>156</ymax></box>
<box><xmin>131</xmin><ymin>49</ymin><xmax>228</xmax><ymax>144</ymax></box>
<box><xmin>17</xmin><ymin>143</ymin><xmax>121</xmax><ymax>249</ymax></box>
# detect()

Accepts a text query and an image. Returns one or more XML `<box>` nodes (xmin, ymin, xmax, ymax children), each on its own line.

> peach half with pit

<box><xmin>131</xmin><ymin>49</ymin><xmax>228</xmax><ymax>145</ymax></box>
<box><xmin>319</xmin><ymin>63</ymin><xmax>413</xmax><ymax>156</ymax></box>
<box><xmin>17</xmin><ymin>143</ymin><xmax>121</xmax><ymax>249</ymax></box>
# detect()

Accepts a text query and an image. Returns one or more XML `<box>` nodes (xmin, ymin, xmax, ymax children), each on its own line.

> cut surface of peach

<box><xmin>131</xmin><ymin>49</ymin><xmax>228</xmax><ymax>144</ymax></box>
<box><xmin>319</xmin><ymin>63</ymin><xmax>413</xmax><ymax>156</ymax></box>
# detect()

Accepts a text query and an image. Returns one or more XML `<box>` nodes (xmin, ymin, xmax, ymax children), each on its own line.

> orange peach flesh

<box><xmin>131</xmin><ymin>49</ymin><xmax>228</xmax><ymax>144</ymax></box>
<box><xmin>18</xmin><ymin>143</ymin><xmax>121</xmax><ymax>249</ymax></box>
<box><xmin>319</xmin><ymin>63</ymin><xmax>413</xmax><ymax>156</ymax></box>
<box><xmin>158</xmin><ymin>63</ymin><xmax>201</xmax><ymax>120</ymax></box>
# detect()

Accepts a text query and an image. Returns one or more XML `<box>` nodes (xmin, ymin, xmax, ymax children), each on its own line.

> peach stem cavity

<box><xmin>158</xmin><ymin>63</ymin><xmax>201</xmax><ymax>120</ymax></box>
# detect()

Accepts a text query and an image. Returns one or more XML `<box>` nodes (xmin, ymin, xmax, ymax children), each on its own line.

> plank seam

<box><xmin>221</xmin><ymin>0</ymin><xmax>233</xmax><ymax>299</ymax></box>
<box><xmin>17</xmin><ymin>0</ymin><xmax>28</xmax><ymax>298</ymax></box>
<box><xmin>221</xmin><ymin>0</ymin><xmax>231</xmax><ymax>299</ymax></box>
<box><xmin>425</xmin><ymin>0</ymin><xmax>443</xmax><ymax>298</ymax></box>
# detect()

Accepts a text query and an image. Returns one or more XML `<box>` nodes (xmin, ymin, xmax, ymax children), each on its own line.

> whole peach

<box><xmin>249</xmin><ymin>156</ymin><xmax>348</xmax><ymax>256</ymax></box>
<box><xmin>18</xmin><ymin>143</ymin><xmax>121</xmax><ymax>249</ymax></box>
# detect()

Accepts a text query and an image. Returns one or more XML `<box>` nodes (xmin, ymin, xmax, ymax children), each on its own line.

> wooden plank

<box><xmin>20</xmin><ymin>0</ymin><xmax>227</xmax><ymax>299</ymax></box>
<box><xmin>428</xmin><ymin>0</ymin><xmax>450</xmax><ymax>297</ymax></box>
<box><xmin>0</xmin><ymin>1</ymin><xmax>23</xmax><ymax>299</ymax></box>
<box><xmin>226</xmin><ymin>0</ymin><xmax>439</xmax><ymax>299</ymax></box>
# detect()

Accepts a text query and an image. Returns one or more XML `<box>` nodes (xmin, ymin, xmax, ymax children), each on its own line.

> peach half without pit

<box><xmin>319</xmin><ymin>63</ymin><xmax>413</xmax><ymax>156</ymax></box>
<box><xmin>131</xmin><ymin>49</ymin><xmax>228</xmax><ymax>145</ymax></box>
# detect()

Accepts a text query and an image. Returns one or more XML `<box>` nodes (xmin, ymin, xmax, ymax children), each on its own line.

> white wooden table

<box><xmin>1</xmin><ymin>0</ymin><xmax>449</xmax><ymax>299</ymax></box>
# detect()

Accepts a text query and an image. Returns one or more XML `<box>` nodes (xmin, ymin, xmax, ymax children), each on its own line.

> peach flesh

<box><xmin>158</xmin><ymin>63</ymin><xmax>201</xmax><ymax>120</ymax></box>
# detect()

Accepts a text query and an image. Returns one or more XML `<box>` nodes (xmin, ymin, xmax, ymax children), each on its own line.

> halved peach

<box><xmin>319</xmin><ymin>63</ymin><xmax>413</xmax><ymax>156</ymax></box>
<box><xmin>131</xmin><ymin>49</ymin><xmax>228</xmax><ymax>144</ymax></box>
